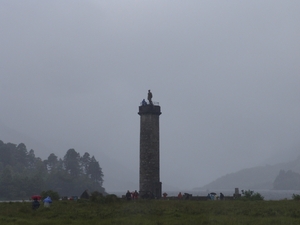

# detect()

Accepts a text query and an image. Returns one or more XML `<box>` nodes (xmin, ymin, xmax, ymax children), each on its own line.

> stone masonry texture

<box><xmin>138</xmin><ymin>104</ymin><xmax>161</xmax><ymax>198</ymax></box>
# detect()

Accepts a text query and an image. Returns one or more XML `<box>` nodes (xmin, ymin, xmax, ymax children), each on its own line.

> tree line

<box><xmin>0</xmin><ymin>140</ymin><xmax>105</xmax><ymax>200</ymax></box>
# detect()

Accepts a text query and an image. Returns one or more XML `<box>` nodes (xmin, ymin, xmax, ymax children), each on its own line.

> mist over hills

<box><xmin>0</xmin><ymin>122</ymin><xmax>181</xmax><ymax>193</ymax></box>
<box><xmin>196</xmin><ymin>155</ymin><xmax>300</xmax><ymax>191</ymax></box>
<box><xmin>0</xmin><ymin>120</ymin><xmax>138</xmax><ymax>192</ymax></box>
<box><xmin>2</xmin><ymin>120</ymin><xmax>299</xmax><ymax>192</ymax></box>
<box><xmin>0</xmin><ymin>120</ymin><xmax>52</xmax><ymax>159</ymax></box>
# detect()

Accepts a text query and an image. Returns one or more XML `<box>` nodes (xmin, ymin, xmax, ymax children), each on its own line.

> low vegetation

<box><xmin>292</xmin><ymin>193</ymin><xmax>300</xmax><ymax>201</ymax></box>
<box><xmin>241</xmin><ymin>189</ymin><xmax>264</xmax><ymax>201</ymax></box>
<box><xmin>1</xmin><ymin>197</ymin><xmax>300</xmax><ymax>225</ymax></box>
<box><xmin>40</xmin><ymin>190</ymin><xmax>60</xmax><ymax>201</ymax></box>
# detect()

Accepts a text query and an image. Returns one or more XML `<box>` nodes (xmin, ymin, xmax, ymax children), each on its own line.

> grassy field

<box><xmin>1</xmin><ymin>198</ymin><xmax>300</xmax><ymax>225</ymax></box>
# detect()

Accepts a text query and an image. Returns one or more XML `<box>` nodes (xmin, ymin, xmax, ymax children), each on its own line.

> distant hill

<box><xmin>273</xmin><ymin>170</ymin><xmax>300</xmax><ymax>190</ymax></box>
<box><xmin>196</xmin><ymin>155</ymin><xmax>300</xmax><ymax>190</ymax></box>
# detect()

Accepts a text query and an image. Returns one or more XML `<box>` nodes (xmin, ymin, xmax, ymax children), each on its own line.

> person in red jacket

<box><xmin>133</xmin><ymin>190</ymin><xmax>139</xmax><ymax>199</ymax></box>
<box><xmin>178</xmin><ymin>192</ymin><xmax>182</xmax><ymax>199</ymax></box>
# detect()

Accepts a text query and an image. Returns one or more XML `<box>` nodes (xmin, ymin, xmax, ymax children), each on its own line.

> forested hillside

<box><xmin>197</xmin><ymin>155</ymin><xmax>300</xmax><ymax>191</ymax></box>
<box><xmin>0</xmin><ymin>140</ymin><xmax>105</xmax><ymax>200</ymax></box>
<box><xmin>273</xmin><ymin>170</ymin><xmax>300</xmax><ymax>190</ymax></box>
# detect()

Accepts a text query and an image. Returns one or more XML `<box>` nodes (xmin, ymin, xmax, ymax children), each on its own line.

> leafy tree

<box><xmin>41</xmin><ymin>190</ymin><xmax>60</xmax><ymax>200</ymax></box>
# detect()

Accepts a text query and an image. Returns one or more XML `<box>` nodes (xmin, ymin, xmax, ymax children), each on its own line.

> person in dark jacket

<box><xmin>32</xmin><ymin>198</ymin><xmax>40</xmax><ymax>210</ymax></box>
<box><xmin>126</xmin><ymin>190</ymin><xmax>131</xmax><ymax>200</ymax></box>
<box><xmin>220</xmin><ymin>192</ymin><xmax>225</xmax><ymax>200</ymax></box>
<box><xmin>142</xmin><ymin>99</ymin><xmax>147</xmax><ymax>106</ymax></box>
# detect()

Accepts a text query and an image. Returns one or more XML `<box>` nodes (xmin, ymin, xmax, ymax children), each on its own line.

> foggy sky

<box><xmin>0</xmin><ymin>0</ymin><xmax>299</xmax><ymax>190</ymax></box>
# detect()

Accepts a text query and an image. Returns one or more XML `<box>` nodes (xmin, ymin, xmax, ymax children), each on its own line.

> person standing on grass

<box><xmin>133</xmin><ymin>190</ymin><xmax>139</xmax><ymax>199</ymax></box>
<box><xmin>126</xmin><ymin>190</ymin><xmax>131</xmax><ymax>200</ymax></box>
<box><xmin>220</xmin><ymin>192</ymin><xmax>224</xmax><ymax>200</ymax></box>
<box><xmin>32</xmin><ymin>198</ymin><xmax>40</xmax><ymax>210</ymax></box>
<box><xmin>43</xmin><ymin>196</ymin><xmax>52</xmax><ymax>207</ymax></box>
<box><xmin>178</xmin><ymin>192</ymin><xmax>182</xmax><ymax>199</ymax></box>
<box><xmin>163</xmin><ymin>192</ymin><xmax>168</xmax><ymax>199</ymax></box>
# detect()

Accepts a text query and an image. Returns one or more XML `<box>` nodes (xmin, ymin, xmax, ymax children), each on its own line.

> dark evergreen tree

<box><xmin>45</xmin><ymin>153</ymin><xmax>58</xmax><ymax>172</ymax></box>
<box><xmin>88</xmin><ymin>156</ymin><xmax>104</xmax><ymax>186</ymax></box>
<box><xmin>0</xmin><ymin>142</ymin><xmax>13</xmax><ymax>167</ymax></box>
<box><xmin>27</xmin><ymin>149</ymin><xmax>37</xmax><ymax>170</ymax></box>
<box><xmin>0</xmin><ymin>166</ymin><xmax>15</xmax><ymax>199</ymax></box>
<box><xmin>63</xmin><ymin>149</ymin><xmax>80</xmax><ymax>177</ymax></box>
<box><xmin>80</xmin><ymin>152</ymin><xmax>91</xmax><ymax>175</ymax></box>
<box><xmin>15</xmin><ymin>143</ymin><xmax>29</xmax><ymax>171</ymax></box>
<box><xmin>0</xmin><ymin>140</ymin><xmax>105</xmax><ymax>199</ymax></box>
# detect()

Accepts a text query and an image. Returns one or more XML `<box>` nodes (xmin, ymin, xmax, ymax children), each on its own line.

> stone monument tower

<box><xmin>138</xmin><ymin>90</ymin><xmax>162</xmax><ymax>198</ymax></box>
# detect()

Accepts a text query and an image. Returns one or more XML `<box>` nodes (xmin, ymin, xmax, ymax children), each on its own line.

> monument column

<box><xmin>138</xmin><ymin>93</ymin><xmax>162</xmax><ymax>199</ymax></box>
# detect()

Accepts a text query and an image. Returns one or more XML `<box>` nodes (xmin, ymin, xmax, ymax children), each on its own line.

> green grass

<box><xmin>1</xmin><ymin>199</ymin><xmax>300</xmax><ymax>224</ymax></box>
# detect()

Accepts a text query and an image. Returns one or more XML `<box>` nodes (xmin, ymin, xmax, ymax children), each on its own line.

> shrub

<box><xmin>241</xmin><ymin>189</ymin><xmax>264</xmax><ymax>201</ymax></box>
<box><xmin>105</xmin><ymin>194</ymin><xmax>120</xmax><ymax>203</ymax></box>
<box><xmin>292</xmin><ymin>194</ymin><xmax>300</xmax><ymax>201</ymax></box>
<box><xmin>40</xmin><ymin>190</ymin><xmax>60</xmax><ymax>201</ymax></box>
<box><xmin>90</xmin><ymin>191</ymin><xmax>105</xmax><ymax>203</ymax></box>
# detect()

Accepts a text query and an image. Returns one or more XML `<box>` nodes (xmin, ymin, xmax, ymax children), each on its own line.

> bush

<box><xmin>40</xmin><ymin>190</ymin><xmax>60</xmax><ymax>201</ymax></box>
<box><xmin>105</xmin><ymin>194</ymin><xmax>120</xmax><ymax>203</ymax></box>
<box><xmin>292</xmin><ymin>194</ymin><xmax>300</xmax><ymax>201</ymax></box>
<box><xmin>241</xmin><ymin>189</ymin><xmax>264</xmax><ymax>201</ymax></box>
<box><xmin>90</xmin><ymin>191</ymin><xmax>105</xmax><ymax>203</ymax></box>
<box><xmin>89</xmin><ymin>192</ymin><xmax>120</xmax><ymax>203</ymax></box>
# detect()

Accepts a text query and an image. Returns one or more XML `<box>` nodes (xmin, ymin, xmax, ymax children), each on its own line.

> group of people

<box><xmin>125</xmin><ymin>190</ymin><xmax>139</xmax><ymax>200</ymax></box>
<box><xmin>177</xmin><ymin>192</ymin><xmax>226</xmax><ymax>200</ymax></box>
<box><xmin>32</xmin><ymin>196</ymin><xmax>52</xmax><ymax>210</ymax></box>
<box><xmin>177</xmin><ymin>192</ymin><xmax>192</xmax><ymax>200</ymax></box>
<box><xmin>207</xmin><ymin>192</ymin><xmax>225</xmax><ymax>200</ymax></box>
<box><xmin>124</xmin><ymin>190</ymin><xmax>226</xmax><ymax>200</ymax></box>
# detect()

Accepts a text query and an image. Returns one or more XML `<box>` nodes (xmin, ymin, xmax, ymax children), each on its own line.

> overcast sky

<box><xmin>0</xmin><ymin>0</ymin><xmax>299</xmax><ymax>191</ymax></box>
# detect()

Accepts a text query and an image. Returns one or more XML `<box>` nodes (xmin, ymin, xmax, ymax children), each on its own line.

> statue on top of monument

<box><xmin>147</xmin><ymin>90</ymin><xmax>153</xmax><ymax>105</ymax></box>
